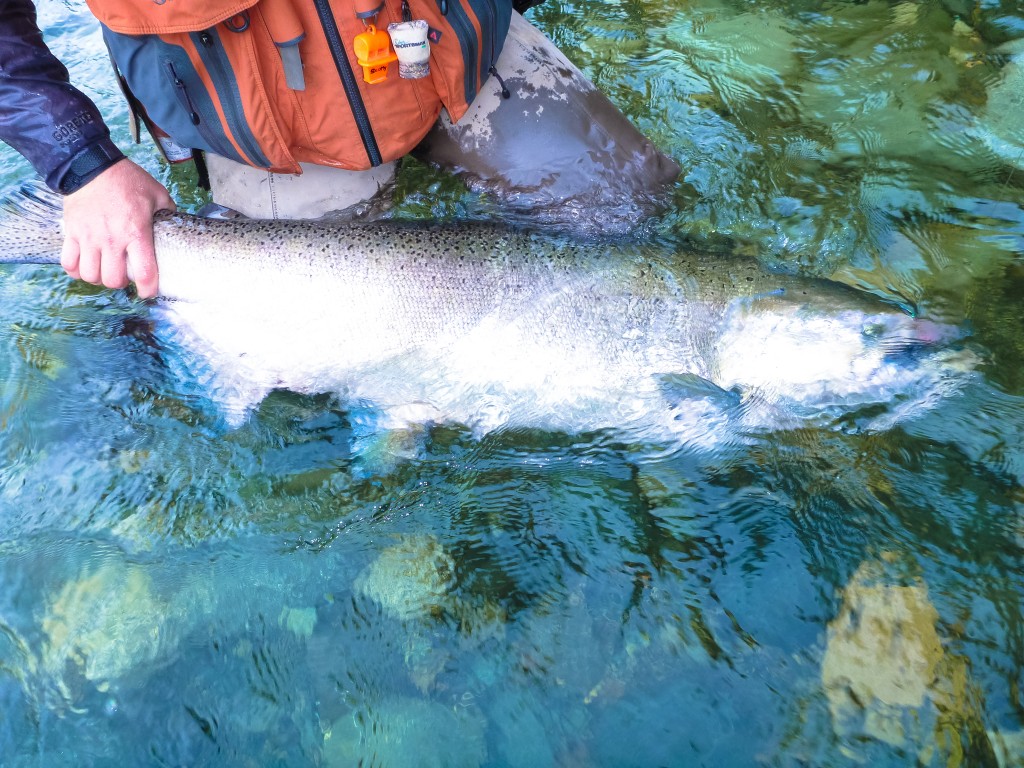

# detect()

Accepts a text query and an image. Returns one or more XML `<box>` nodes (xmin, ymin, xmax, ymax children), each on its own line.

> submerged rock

<box><xmin>353</xmin><ymin>534</ymin><xmax>507</xmax><ymax>693</ymax></box>
<box><xmin>278</xmin><ymin>605</ymin><xmax>318</xmax><ymax>638</ymax></box>
<box><xmin>41</xmin><ymin>561</ymin><xmax>170</xmax><ymax>685</ymax></box>
<box><xmin>988</xmin><ymin>729</ymin><xmax>1024</xmax><ymax>768</ymax></box>
<box><xmin>354</xmin><ymin>535</ymin><xmax>456</xmax><ymax>621</ymax></box>
<box><xmin>322</xmin><ymin>696</ymin><xmax>487</xmax><ymax>768</ymax></box>
<box><xmin>982</xmin><ymin>56</ymin><xmax>1024</xmax><ymax>169</ymax></box>
<box><xmin>34</xmin><ymin>554</ymin><xmax>222</xmax><ymax>711</ymax></box>
<box><xmin>822</xmin><ymin>557</ymin><xmax>997</xmax><ymax>763</ymax></box>
<box><xmin>823</xmin><ymin>560</ymin><xmax>943</xmax><ymax>732</ymax></box>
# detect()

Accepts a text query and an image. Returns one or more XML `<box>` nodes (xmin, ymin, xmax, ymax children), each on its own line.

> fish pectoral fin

<box><xmin>658</xmin><ymin>373</ymin><xmax>740</xmax><ymax>406</ymax></box>
<box><xmin>350</xmin><ymin>425</ymin><xmax>429</xmax><ymax>478</ymax></box>
<box><xmin>374</xmin><ymin>402</ymin><xmax>446</xmax><ymax>430</ymax></box>
<box><xmin>347</xmin><ymin>402</ymin><xmax>443</xmax><ymax>478</ymax></box>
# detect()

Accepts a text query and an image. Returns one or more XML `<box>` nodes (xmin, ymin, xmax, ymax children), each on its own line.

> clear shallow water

<box><xmin>1</xmin><ymin>0</ymin><xmax>1023</xmax><ymax>765</ymax></box>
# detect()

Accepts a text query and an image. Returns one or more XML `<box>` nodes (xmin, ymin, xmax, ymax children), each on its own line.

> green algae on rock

<box><xmin>354</xmin><ymin>535</ymin><xmax>457</xmax><ymax>621</ymax></box>
<box><xmin>822</xmin><ymin>557</ymin><xmax>997</xmax><ymax>764</ymax></box>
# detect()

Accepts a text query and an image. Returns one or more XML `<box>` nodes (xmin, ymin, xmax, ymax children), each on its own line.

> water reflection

<box><xmin>0</xmin><ymin>0</ymin><xmax>1023</xmax><ymax>764</ymax></box>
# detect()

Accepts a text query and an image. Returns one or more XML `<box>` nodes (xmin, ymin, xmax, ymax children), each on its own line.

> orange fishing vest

<box><xmin>87</xmin><ymin>0</ymin><xmax>512</xmax><ymax>173</ymax></box>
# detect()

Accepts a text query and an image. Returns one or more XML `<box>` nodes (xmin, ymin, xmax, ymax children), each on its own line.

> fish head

<box><xmin>709</xmin><ymin>283</ymin><xmax>979</xmax><ymax>429</ymax></box>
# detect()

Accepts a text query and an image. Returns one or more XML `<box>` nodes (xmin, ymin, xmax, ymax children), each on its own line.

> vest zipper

<box><xmin>477</xmin><ymin>0</ymin><xmax>498</xmax><ymax>73</ymax></box>
<box><xmin>163</xmin><ymin>59</ymin><xmax>242</xmax><ymax>164</ymax></box>
<box><xmin>166</xmin><ymin>61</ymin><xmax>201</xmax><ymax>126</ymax></box>
<box><xmin>191</xmin><ymin>30</ymin><xmax>270</xmax><ymax>168</ymax></box>
<box><xmin>312</xmin><ymin>0</ymin><xmax>382</xmax><ymax>167</ymax></box>
<box><xmin>440</xmin><ymin>0</ymin><xmax>478</xmax><ymax>105</ymax></box>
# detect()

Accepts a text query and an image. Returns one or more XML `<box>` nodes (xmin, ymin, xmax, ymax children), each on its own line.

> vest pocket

<box><xmin>102</xmin><ymin>22</ymin><xmax>252</xmax><ymax>165</ymax></box>
<box><xmin>160</xmin><ymin>53</ymin><xmax>250</xmax><ymax>165</ymax></box>
<box><xmin>188</xmin><ymin>30</ymin><xmax>272</xmax><ymax>167</ymax></box>
<box><xmin>104</xmin><ymin>24</ymin><xmax>290</xmax><ymax>170</ymax></box>
<box><xmin>419</xmin><ymin>0</ymin><xmax>512</xmax><ymax>121</ymax></box>
<box><xmin>433</xmin><ymin>0</ymin><xmax>480</xmax><ymax>109</ymax></box>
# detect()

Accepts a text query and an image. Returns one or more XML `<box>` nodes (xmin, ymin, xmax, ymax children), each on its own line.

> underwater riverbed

<box><xmin>1</xmin><ymin>0</ymin><xmax>1024</xmax><ymax>765</ymax></box>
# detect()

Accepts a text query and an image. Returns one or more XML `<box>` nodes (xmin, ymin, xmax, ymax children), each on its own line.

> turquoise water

<box><xmin>1</xmin><ymin>0</ymin><xmax>1023</xmax><ymax>765</ymax></box>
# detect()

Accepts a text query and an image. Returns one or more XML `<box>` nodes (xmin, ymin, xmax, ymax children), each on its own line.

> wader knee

<box><xmin>414</xmin><ymin>11</ymin><xmax>681</xmax><ymax>235</ymax></box>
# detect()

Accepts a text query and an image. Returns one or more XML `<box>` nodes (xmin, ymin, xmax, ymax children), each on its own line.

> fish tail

<box><xmin>0</xmin><ymin>184</ymin><xmax>64</xmax><ymax>265</ymax></box>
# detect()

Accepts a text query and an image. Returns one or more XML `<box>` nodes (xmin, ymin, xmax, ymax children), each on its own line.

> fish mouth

<box><xmin>868</xmin><ymin>318</ymin><xmax>969</xmax><ymax>361</ymax></box>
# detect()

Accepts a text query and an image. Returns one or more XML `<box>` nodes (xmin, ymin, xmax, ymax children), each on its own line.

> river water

<box><xmin>1</xmin><ymin>1</ymin><xmax>1023</xmax><ymax>765</ymax></box>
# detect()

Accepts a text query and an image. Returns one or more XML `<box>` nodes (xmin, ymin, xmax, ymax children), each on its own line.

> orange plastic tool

<box><xmin>353</xmin><ymin>25</ymin><xmax>398</xmax><ymax>84</ymax></box>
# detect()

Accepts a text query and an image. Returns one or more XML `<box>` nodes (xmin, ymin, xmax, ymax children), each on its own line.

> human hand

<box><xmin>61</xmin><ymin>158</ymin><xmax>176</xmax><ymax>299</ymax></box>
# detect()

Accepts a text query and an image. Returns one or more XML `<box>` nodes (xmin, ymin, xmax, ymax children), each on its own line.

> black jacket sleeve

<box><xmin>0</xmin><ymin>0</ymin><xmax>124</xmax><ymax>193</ymax></box>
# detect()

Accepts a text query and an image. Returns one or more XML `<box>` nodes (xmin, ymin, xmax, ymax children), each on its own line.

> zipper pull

<box><xmin>166</xmin><ymin>62</ymin><xmax>201</xmax><ymax>124</ymax></box>
<box><xmin>439</xmin><ymin>0</ymin><xmax>448</xmax><ymax>15</ymax></box>
<box><xmin>489</xmin><ymin>66</ymin><xmax>511</xmax><ymax>99</ymax></box>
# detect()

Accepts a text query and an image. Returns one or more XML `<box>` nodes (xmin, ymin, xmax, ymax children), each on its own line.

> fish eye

<box><xmin>861</xmin><ymin>321</ymin><xmax>887</xmax><ymax>338</ymax></box>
